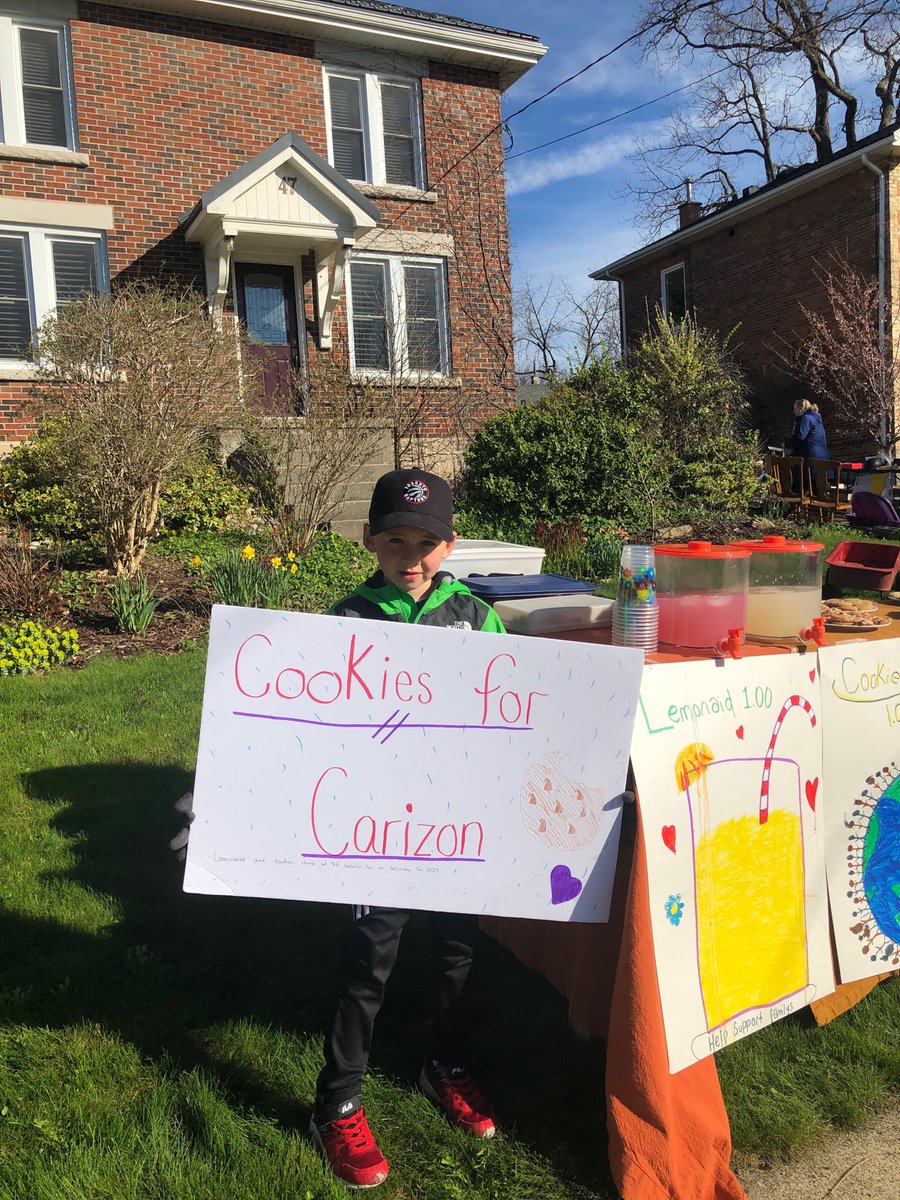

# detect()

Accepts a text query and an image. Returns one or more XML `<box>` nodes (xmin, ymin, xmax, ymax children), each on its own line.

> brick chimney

<box><xmin>678</xmin><ymin>178</ymin><xmax>702</xmax><ymax>228</ymax></box>
<box><xmin>678</xmin><ymin>200</ymin><xmax>702</xmax><ymax>227</ymax></box>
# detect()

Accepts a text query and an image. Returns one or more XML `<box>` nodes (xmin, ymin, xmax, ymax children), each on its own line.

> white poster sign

<box><xmin>819</xmin><ymin>641</ymin><xmax>900</xmax><ymax>982</ymax></box>
<box><xmin>184</xmin><ymin>606</ymin><xmax>644</xmax><ymax>921</ymax></box>
<box><xmin>630</xmin><ymin>655</ymin><xmax>833</xmax><ymax>1073</ymax></box>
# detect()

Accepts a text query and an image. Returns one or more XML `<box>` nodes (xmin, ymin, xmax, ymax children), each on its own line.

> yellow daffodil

<box><xmin>241</xmin><ymin>545</ymin><xmax>256</xmax><ymax>560</ymax></box>
<box><xmin>290</xmin><ymin>563</ymin><xmax>298</xmax><ymax>573</ymax></box>
<box><xmin>271</xmin><ymin>556</ymin><xmax>282</xmax><ymax>569</ymax></box>
<box><xmin>287</xmin><ymin>551</ymin><xmax>296</xmax><ymax>562</ymax></box>
<box><xmin>191</xmin><ymin>555</ymin><xmax>202</xmax><ymax>566</ymax></box>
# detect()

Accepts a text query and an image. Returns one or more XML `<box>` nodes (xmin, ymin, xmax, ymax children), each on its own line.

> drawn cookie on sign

<box><xmin>521</xmin><ymin>751</ymin><xmax>606</xmax><ymax>850</ymax></box>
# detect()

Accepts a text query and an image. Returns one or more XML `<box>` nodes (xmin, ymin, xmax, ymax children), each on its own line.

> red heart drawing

<box><xmin>809</xmin><ymin>668</ymin><xmax>816</xmax><ymax>682</ymax></box>
<box><xmin>805</xmin><ymin>778</ymin><xmax>819</xmax><ymax>811</ymax></box>
<box><xmin>735</xmin><ymin>725</ymin><xmax>744</xmax><ymax>739</ymax></box>
<box><xmin>662</xmin><ymin>825</ymin><xmax>676</xmax><ymax>853</ymax></box>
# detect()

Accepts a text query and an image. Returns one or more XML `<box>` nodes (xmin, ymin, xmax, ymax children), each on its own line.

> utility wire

<box><xmin>385</xmin><ymin>24</ymin><xmax>661</xmax><ymax>225</ymax></box>
<box><xmin>506</xmin><ymin>65</ymin><xmax>731</xmax><ymax>160</ymax></box>
<box><xmin>503</xmin><ymin>26</ymin><xmax>650</xmax><ymax>124</ymax></box>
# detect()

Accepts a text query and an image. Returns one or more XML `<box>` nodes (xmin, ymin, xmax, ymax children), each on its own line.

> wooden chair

<box><xmin>804</xmin><ymin>458</ymin><xmax>852</xmax><ymax>522</ymax></box>
<box><xmin>764</xmin><ymin>454</ymin><xmax>807</xmax><ymax>512</ymax></box>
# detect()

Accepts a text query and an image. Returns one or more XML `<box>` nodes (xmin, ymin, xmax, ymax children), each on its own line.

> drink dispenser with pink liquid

<box><xmin>727</xmin><ymin>535</ymin><xmax>824</xmax><ymax>638</ymax></box>
<box><xmin>655</xmin><ymin>541</ymin><xmax>750</xmax><ymax>649</ymax></box>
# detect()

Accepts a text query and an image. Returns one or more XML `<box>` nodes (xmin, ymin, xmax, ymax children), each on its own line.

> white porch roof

<box><xmin>183</xmin><ymin>132</ymin><xmax>381</xmax><ymax>347</ymax></box>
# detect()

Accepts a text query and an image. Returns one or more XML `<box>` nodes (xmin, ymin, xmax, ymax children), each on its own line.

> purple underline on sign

<box><xmin>302</xmin><ymin>853</ymin><xmax>485</xmax><ymax>862</ymax></box>
<box><xmin>233</xmin><ymin>711</ymin><xmax>532</xmax><ymax>733</ymax></box>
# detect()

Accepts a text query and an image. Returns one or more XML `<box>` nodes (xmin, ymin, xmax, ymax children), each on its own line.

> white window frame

<box><xmin>660</xmin><ymin>262</ymin><xmax>687</xmax><ymax>322</ymax></box>
<box><xmin>323</xmin><ymin>65</ymin><xmax>426</xmax><ymax>189</ymax></box>
<box><xmin>0</xmin><ymin>16</ymin><xmax>78</xmax><ymax>149</ymax></box>
<box><xmin>0</xmin><ymin>224</ymin><xmax>107</xmax><ymax>365</ymax></box>
<box><xmin>346</xmin><ymin>253</ymin><xmax>451</xmax><ymax>380</ymax></box>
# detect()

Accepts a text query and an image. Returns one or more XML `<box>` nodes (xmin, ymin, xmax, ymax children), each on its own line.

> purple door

<box><xmin>235</xmin><ymin>263</ymin><xmax>302</xmax><ymax>413</ymax></box>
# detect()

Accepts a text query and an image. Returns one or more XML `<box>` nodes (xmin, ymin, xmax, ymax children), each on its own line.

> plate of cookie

<box><xmin>821</xmin><ymin>598</ymin><xmax>891</xmax><ymax>631</ymax></box>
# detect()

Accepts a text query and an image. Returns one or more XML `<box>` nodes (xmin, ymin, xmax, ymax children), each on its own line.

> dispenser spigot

<box><xmin>800</xmin><ymin>616</ymin><xmax>826</xmax><ymax>646</ymax></box>
<box><xmin>718</xmin><ymin>627</ymin><xmax>744</xmax><ymax>659</ymax></box>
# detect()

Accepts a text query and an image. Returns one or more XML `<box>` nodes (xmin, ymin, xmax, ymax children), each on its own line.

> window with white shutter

<box><xmin>380</xmin><ymin>82</ymin><xmax>416</xmax><ymax>187</ymax></box>
<box><xmin>349</xmin><ymin>261</ymin><xmax>389</xmax><ymax>370</ymax></box>
<box><xmin>52</xmin><ymin>240</ymin><xmax>99</xmax><ymax>306</ymax></box>
<box><xmin>0</xmin><ymin>17</ymin><xmax>76</xmax><ymax>149</ymax></box>
<box><xmin>324</xmin><ymin>67</ymin><xmax>424</xmax><ymax>189</ymax></box>
<box><xmin>0</xmin><ymin>227</ymin><xmax>105</xmax><ymax>363</ymax></box>
<box><xmin>346</xmin><ymin>255</ymin><xmax>449</xmax><ymax>377</ymax></box>
<box><xmin>327</xmin><ymin>74</ymin><xmax>367</xmax><ymax>181</ymax></box>
<box><xmin>0</xmin><ymin>236</ymin><xmax>32</xmax><ymax>357</ymax></box>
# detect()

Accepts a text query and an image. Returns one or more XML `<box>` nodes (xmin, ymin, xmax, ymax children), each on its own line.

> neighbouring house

<box><xmin>592</xmin><ymin>123</ymin><xmax>900</xmax><ymax>459</ymax></box>
<box><xmin>0</xmin><ymin>0</ymin><xmax>545</xmax><ymax>522</ymax></box>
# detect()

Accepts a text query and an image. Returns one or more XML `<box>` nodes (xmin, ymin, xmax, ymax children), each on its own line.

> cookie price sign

<box><xmin>184</xmin><ymin>606</ymin><xmax>644</xmax><ymax>921</ymax></box>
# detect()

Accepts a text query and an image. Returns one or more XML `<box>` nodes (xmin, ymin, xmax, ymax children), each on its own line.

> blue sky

<box><xmin>409</xmin><ymin>1</ymin><xmax>670</xmax><ymax>294</ymax></box>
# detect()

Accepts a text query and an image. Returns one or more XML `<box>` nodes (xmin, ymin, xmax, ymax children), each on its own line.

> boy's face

<box><xmin>363</xmin><ymin>523</ymin><xmax>456</xmax><ymax>601</ymax></box>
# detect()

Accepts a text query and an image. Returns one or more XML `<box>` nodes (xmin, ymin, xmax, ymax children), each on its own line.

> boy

<box><xmin>309</xmin><ymin>467</ymin><xmax>505</xmax><ymax>1188</ymax></box>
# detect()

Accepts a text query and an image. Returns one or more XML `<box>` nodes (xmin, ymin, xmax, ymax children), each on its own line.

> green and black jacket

<box><xmin>327</xmin><ymin>570</ymin><xmax>505</xmax><ymax>633</ymax></box>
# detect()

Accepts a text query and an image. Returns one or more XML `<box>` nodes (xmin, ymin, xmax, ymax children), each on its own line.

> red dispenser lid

<box><xmin>728</xmin><ymin>535</ymin><xmax>824</xmax><ymax>553</ymax></box>
<box><xmin>654</xmin><ymin>540</ymin><xmax>750</xmax><ymax>558</ymax></box>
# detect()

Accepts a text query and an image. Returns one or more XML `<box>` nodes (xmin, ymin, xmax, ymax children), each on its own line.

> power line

<box><xmin>503</xmin><ymin>27</ymin><xmax>650</xmax><ymax>124</ymax></box>
<box><xmin>385</xmin><ymin>25</ymin><xmax>659</xmax><ymax>226</ymax></box>
<box><xmin>506</xmin><ymin>66</ymin><xmax>731</xmax><ymax>161</ymax></box>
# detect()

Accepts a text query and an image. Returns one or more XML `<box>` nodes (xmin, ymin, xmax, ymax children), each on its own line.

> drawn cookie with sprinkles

<box><xmin>521</xmin><ymin>751</ymin><xmax>606</xmax><ymax>850</ymax></box>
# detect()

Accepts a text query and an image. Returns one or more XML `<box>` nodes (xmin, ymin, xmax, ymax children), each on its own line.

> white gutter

<box><xmin>862</xmin><ymin>152</ymin><xmax>889</xmax><ymax>449</ymax></box>
<box><xmin>861</xmin><ymin>152</ymin><xmax>887</xmax><ymax>356</ymax></box>
<box><xmin>108</xmin><ymin>0</ymin><xmax>546</xmax><ymax>88</ymax></box>
<box><xmin>592</xmin><ymin>130</ymin><xmax>900</xmax><ymax>279</ymax></box>
<box><xmin>607</xmin><ymin>274</ymin><xmax>627</xmax><ymax>362</ymax></box>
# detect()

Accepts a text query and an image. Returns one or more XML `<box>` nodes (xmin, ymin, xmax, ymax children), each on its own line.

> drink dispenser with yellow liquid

<box><xmin>655</xmin><ymin>542</ymin><xmax>750</xmax><ymax>649</ymax></box>
<box><xmin>727</xmin><ymin>535</ymin><xmax>824</xmax><ymax>638</ymax></box>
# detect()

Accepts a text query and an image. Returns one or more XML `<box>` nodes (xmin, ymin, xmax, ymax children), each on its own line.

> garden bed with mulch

<box><xmin>63</xmin><ymin>555</ymin><xmax>211</xmax><ymax>659</ymax></box>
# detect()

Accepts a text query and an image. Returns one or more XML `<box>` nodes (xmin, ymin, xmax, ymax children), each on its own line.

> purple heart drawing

<box><xmin>550</xmin><ymin>864</ymin><xmax>582</xmax><ymax>905</ymax></box>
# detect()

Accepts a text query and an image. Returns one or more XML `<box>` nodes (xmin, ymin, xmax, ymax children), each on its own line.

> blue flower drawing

<box><xmin>665</xmin><ymin>894</ymin><xmax>685</xmax><ymax>927</ymax></box>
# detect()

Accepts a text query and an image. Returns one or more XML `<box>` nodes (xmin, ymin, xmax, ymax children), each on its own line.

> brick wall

<box><xmin>618</xmin><ymin>166</ymin><xmax>885</xmax><ymax>458</ymax></box>
<box><xmin>0</xmin><ymin>3</ymin><xmax>515</xmax><ymax>449</ymax></box>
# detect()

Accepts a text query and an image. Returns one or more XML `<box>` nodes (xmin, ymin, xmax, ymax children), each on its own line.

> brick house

<box><xmin>592</xmin><ymin>124</ymin><xmax>900</xmax><ymax>458</ymax></box>
<box><xmin>0</xmin><ymin>0</ymin><xmax>545</xmax><ymax>490</ymax></box>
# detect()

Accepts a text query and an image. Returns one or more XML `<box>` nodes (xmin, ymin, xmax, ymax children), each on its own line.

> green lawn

<box><xmin>2</xmin><ymin>649</ymin><xmax>899</xmax><ymax>1198</ymax></box>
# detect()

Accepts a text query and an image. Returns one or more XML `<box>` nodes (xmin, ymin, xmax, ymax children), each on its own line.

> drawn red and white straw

<box><xmin>759</xmin><ymin>695</ymin><xmax>816</xmax><ymax>824</ymax></box>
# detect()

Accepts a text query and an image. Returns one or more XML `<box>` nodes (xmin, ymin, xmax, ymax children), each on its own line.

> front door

<box><xmin>235</xmin><ymin>263</ymin><xmax>302</xmax><ymax>412</ymax></box>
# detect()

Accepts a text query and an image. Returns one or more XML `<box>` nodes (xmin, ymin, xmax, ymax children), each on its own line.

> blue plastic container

<box><xmin>460</xmin><ymin>573</ymin><xmax>596</xmax><ymax>601</ymax></box>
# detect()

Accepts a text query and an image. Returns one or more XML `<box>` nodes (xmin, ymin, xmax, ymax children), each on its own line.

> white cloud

<box><xmin>505</xmin><ymin>124</ymin><xmax>658</xmax><ymax>195</ymax></box>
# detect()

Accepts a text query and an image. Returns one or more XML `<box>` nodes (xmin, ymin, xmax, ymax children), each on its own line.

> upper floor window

<box><xmin>0</xmin><ymin>226</ymin><xmax>105</xmax><ymax>361</ymax></box>
<box><xmin>661</xmin><ymin>263</ymin><xmax>686</xmax><ymax>323</ymax></box>
<box><xmin>324</xmin><ymin>67</ymin><xmax>425</xmax><ymax>189</ymax></box>
<box><xmin>346</xmin><ymin>254</ymin><xmax>450</xmax><ymax>378</ymax></box>
<box><xmin>0</xmin><ymin>16</ymin><xmax>77</xmax><ymax>148</ymax></box>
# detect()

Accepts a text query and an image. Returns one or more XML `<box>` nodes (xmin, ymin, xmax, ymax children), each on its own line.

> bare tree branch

<box><xmin>627</xmin><ymin>0</ymin><xmax>900</xmax><ymax>230</ymax></box>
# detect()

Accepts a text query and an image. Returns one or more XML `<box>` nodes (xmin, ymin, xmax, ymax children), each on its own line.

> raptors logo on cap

<box><xmin>403</xmin><ymin>479</ymin><xmax>430</xmax><ymax>504</ymax></box>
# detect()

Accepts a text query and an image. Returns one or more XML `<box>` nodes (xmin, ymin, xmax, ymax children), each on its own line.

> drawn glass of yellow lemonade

<box><xmin>687</xmin><ymin>756</ymin><xmax>808</xmax><ymax>1031</ymax></box>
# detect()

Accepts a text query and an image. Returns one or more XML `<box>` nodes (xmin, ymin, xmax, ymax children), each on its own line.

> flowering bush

<box><xmin>0</xmin><ymin>620</ymin><xmax>79</xmax><ymax>676</ymax></box>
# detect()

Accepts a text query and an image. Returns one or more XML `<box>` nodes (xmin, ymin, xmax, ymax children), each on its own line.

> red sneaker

<box><xmin>418</xmin><ymin>1060</ymin><xmax>496</xmax><ymax>1138</ymax></box>
<box><xmin>310</xmin><ymin>1105</ymin><xmax>389</xmax><ymax>1189</ymax></box>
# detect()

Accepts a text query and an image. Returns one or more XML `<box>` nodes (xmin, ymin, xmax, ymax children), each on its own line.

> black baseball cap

<box><xmin>368</xmin><ymin>469</ymin><xmax>454</xmax><ymax>541</ymax></box>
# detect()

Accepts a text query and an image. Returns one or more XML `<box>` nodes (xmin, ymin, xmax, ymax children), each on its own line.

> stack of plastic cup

<box><xmin>611</xmin><ymin>544</ymin><xmax>658</xmax><ymax>654</ymax></box>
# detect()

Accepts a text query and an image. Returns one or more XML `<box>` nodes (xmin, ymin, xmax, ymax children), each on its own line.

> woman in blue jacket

<box><xmin>790</xmin><ymin>398</ymin><xmax>830</xmax><ymax>461</ymax></box>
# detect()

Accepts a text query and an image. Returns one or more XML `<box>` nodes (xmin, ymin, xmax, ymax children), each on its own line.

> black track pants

<box><xmin>315</xmin><ymin>906</ymin><xmax>478</xmax><ymax>1111</ymax></box>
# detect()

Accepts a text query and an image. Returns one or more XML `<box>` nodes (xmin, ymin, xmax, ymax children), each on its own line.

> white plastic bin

<box><xmin>494</xmin><ymin>595</ymin><xmax>613</xmax><ymax>635</ymax></box>
<box><xmin>448</xmin><ymin>538</ymin><xmax>545</xmax><ymax>578</ymax></box>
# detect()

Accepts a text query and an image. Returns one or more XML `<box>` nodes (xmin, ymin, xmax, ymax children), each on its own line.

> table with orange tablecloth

<box><xmin>482</xmin><ymin>610</ymin><xmax>900</xmax><ymax>1200</ymax></box>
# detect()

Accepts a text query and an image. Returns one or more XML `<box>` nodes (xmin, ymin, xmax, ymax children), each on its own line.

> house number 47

<box><xmin>278</xmin><ymin>175</ymin><xmax>299</xmax><ymax>194</ymax></box>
